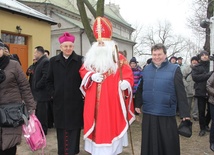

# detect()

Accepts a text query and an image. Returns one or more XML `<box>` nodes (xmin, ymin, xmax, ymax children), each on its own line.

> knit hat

<box><xmin>199</xmin><ymin>50</ymin><xmax>209</xmax><ymax>58</ymax></box>
<box><xmin>169</xmin><ymin>56</ymin><xmax>177</xmax><ymax>62</ymax></box>
<box><xmin>129</xmin><ymin>57</ymin><xmax>138</xmax><ymax>63</ymax></box>
<box><xmin>58</xmin><ymin>32</ymin><xmax>75</xmax><ymax>44</ymax></box>
<box><xmin>177</xmin><ymin>57</ymin><xmax>183</xmax><ymax>60</ymax></box>
<box><xmin>191</xmin><ymin>56</ymin><xmax>199</xmax><ymax>62</ymax></box>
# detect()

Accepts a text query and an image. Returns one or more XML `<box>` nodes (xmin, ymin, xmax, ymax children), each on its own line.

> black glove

<box><xmin>178</xmin><ymin>120</ymin><xmax>192</xmax><ymax>138</ymax></box>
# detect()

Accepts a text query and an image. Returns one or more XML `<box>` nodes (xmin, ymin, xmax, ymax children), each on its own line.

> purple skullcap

<box><xmin>58</xmin><ymin>32</ymin><xmax>75</xmax><ymax>44</ymax></box>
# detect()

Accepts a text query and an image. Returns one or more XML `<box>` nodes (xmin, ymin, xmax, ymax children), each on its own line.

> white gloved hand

<box><xmin>91</xmin><ymin>73</ymin><xmax>104</xmax><ymax>83</ymax></box>
<box><xmin>119</xmin><ymin>80</ymin><xmax>129</xmax><ymax>90</ymax></box>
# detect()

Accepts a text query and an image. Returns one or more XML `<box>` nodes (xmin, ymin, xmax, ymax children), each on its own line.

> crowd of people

<box><xmin>168</xmin><ymin>52</ymin><xmax>212</xmax><ymax>139</ymax></box>
<box><xmin>0</xmin><ymin>16</ymin><xmax>214</xmax><ymax>155</ymax></box>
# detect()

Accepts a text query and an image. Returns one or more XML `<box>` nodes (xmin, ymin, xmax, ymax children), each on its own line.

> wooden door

<box><xmin>9</xmin><ymin>44</ymin><xmax>28</xmax><ymax>74</ymax></box>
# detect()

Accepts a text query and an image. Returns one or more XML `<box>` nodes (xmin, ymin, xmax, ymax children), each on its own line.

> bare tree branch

<box><xmin>96</xmin><ymin>0</ymin><xmax>105</xmax><ymax>17</ymax></box>
<box><xmin>83</xmin><ymin>0</ymin><xmax>96</xmax><ymax>18</ymax></box>
<box><xmin>187</xmin><ymin>0</ymin><xmax>214</xmax><ymax>53</ymax></box>
<box><xmin>132</xmin><ymin>20</ymin><xmax>198</xmax><ymax>64</ymax></box>
<box><xmin>77</xmin><ymin>0</ymin><xmax>105</xmax><ymax>44</ymax></box>
<box><xmin>77</xmin><ymin>0</ymin><xmax>96</xmax><ymax>44</ymax></box>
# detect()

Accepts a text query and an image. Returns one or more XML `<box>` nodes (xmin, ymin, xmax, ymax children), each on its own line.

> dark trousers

<box><xmin>56</xmin><ymin>128</ymin><xmax>81</xmax><ymax>155</ymax></box>
<box><xmin>36</xmin><ymin>101</ymin><xmax>48</xmax><ymax>135</ymax></box>
<box><xmin>197</xmin><ymin>97</ymin><xmax>211</xmax><ymax>130</ymax></box>
<box><xmin>0</xmin><ymin>146</ymin><xmax>16</xmax><ymax>155</ymax></box>
<box><xmin>47</xmin><ymin>99</ymin><xmax>54</xmax><ymax>128</ymax></box>
<box><xmin>133</xmin><ymin>97</ymin><xmax>139</xmax><ymax>115</ymax></box>
<box><xmin>210</xmin><ymin>104</ymin><xmax>214</xmax><ymax>143</ymax></box>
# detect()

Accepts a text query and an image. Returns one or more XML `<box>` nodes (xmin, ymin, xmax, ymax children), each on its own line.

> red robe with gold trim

<box><xmin>79</xmin><ymin>54</ymin><xmax>135</xmax><ymax>155</ymax></box>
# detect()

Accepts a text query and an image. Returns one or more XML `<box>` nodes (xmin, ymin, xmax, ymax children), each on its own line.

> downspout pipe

<box><xmin>80</xmin><ymin>29</ymin><xmax>84</xmax><ymax>56</ymax></box>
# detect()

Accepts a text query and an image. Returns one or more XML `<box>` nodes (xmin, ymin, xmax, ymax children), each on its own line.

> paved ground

<box><xmin>17</xmin><ymin>116</ymin><xmax>214</xmax><ymax>155</ymax></box>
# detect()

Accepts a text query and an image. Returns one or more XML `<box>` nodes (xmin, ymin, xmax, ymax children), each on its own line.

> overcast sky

<box><xmin>106</xmin><ymin>0</ymin><xmax>193</xmax><ymax>37</ymax></box>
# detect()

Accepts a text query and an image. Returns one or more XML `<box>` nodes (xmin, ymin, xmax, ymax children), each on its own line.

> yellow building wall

<box><xmin>0</xmin><ymin>10</ymin><xmax>52</xmax><ymax>64</ymax></box>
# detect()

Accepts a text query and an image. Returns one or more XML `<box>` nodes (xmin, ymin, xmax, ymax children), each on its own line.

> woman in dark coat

<box><xmin>207</xmin><ymin>72</ymin><xmax>214</xmax><ymax>151</ymax></box>
<box><xmin>46</xmin><ymin>32</ymin><xmax>84</xmax><ymax>155</ymax></box>
<box><xmin>0</xmin><ymin>42</ymin><xmax>36</xmax><ymax>155</ymax></box>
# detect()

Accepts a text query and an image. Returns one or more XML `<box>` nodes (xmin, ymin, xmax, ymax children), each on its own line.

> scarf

<box><xmin>0</xmin><ymin>55</ymin><xmax>10</xmax><ymax>84</ymax></box>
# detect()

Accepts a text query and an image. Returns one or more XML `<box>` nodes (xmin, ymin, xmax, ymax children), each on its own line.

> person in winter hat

<box><xmin>183</xmin><ymin>56</ymin><xmax>199</xmax><ymax>122</ymax></box>
<box><xmin>129</xmin><ymin>57</ymin><xmax>142</xmax><ymax>121</ymax></box>
<box><xmin>129</xmin><ymin>57</ymin><xmax>138</xmax><ymax>63</ymax></box>
<box><xmin>191</xmin><ymin>56</ymin><xmax>199</xmax><ymax>63</ymax></box>
<box><xmin>169</xmin><ymin>56</ymin><xmax>177</xmax><ymax>64</ymax></box>
<box><xmin>192</xmin><ymin>50</ymin><xmax>212</xmax><ymax>137</ymax></box>
<box><xmin>199</xmin><ymin>50</ymin><xmax>209</xmax><ymax>59</ymax></box>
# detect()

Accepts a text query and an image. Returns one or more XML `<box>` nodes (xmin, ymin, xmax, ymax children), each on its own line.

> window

<box><xmin>1</xmin><ymin>33</ymin><xmax>26</xmax><ymax>45</ymax></box>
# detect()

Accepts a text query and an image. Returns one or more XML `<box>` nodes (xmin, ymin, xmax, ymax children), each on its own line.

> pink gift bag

<box><xmin>22</xmin><ymin>114</ymin><xmax>46</xmax><ymax>153</ymax></box>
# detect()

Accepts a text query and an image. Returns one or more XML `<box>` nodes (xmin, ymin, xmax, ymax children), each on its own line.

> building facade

<box><xmin>0</xmin><ymin>0</ymin><xmax>56</xmax><ymax>73</ymax></box>
<box><xmin>18</xmin><ymin>0</ymin><xmax>135</xmax><ymax>59</ymax></box>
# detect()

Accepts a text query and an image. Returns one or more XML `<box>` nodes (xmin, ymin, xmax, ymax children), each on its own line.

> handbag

<box><xmin>0</xmin><ymin>102</ymin><xmax>28</xmax><ymax>127</ymax></box>
<box><xmin>178</xmin><ymin>120</ymin><xmax>192</xmax><ymax>138</ymax></box>
<box><xmin>22</xmin><ymin>114</ymin><xmax>46</xmax><ymax>153</ymax></box>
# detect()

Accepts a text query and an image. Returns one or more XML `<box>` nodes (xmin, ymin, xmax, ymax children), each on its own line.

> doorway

<box><xmin>9</xmin><ymin>44</ymin><xmax>28</xmax><ymax>74</ymax></box>
<box><xmin>1</xmin><ymin>33</ymin><xmax>28</xmax><ymax>74</ymax></box>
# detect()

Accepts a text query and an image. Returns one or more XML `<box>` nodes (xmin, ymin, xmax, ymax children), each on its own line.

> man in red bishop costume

<box><xmin>79</xmin><ymin>16</ymin><xmax>135</xmax><ymax>155</ymax></box>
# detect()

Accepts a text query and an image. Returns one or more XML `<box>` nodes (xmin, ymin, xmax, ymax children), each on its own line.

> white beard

<box><xmin>83</xmin><ymin>41</ymin><xmax>118</xmax><ymax>74</ymax></box>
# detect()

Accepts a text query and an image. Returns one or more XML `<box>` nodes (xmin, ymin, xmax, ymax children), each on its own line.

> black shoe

<box><xmin>199</xmin><ymin>130</ymin><xmax>206</xmax><ymax>136</ymax></box>
<box><xmin>210</xmin><ymin>143</ymin><xmax>214</xmax><ymax>152</ymax></box>
<box><xmin>206</xmin><ymin>126</ymin><xmax>210</xmax><ymax>132</ymax></box>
